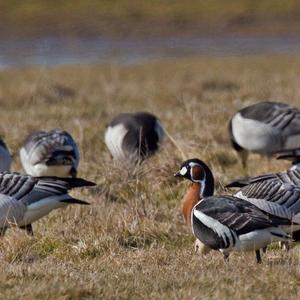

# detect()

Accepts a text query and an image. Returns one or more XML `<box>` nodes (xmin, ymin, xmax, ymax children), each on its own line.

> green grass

<box><xmin>1</xmin><ymin>55</ymin><xmax>300</xmax><ymax>298</ymax></box>
<box><xmin>2</xmin><ymin>0</ymin><xmax>300</xmax><ymax>37</ymax></box>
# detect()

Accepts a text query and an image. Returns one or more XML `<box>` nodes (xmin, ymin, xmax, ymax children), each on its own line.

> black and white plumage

<box><xmin>192</xmin><ymin>196</ymin><xmax>291</xmax><ymax>254</ymax></box>
<box><xmin>0</xmin><ymin>172</ymin><xmax>95</xmax><ymax>235</ymax></box>
<box><xmin>20</xmin><ymin>129</ymin><xmax>80</xmax><ymax>177</ymax></box>
<box><xmin>277</xmin><ymin>149</ymin><xmax>300</xmax><ymax>170</ymax></box>
<box><xmin>226</xmin><ymin>168</ymin><xmax>300</xmax><ymax>239</ymax></box>
<box><xmin>0</xmin><ymin>138</ymin><xmax>12</xmax><ymax>172</ymax></box>
<box><xmin>229</xmin><ymin>101</ymin><xmax>300</xmax><ymax>168</ymax></box>
<box><xmin>175</xmin><ymin>159</ymin><xmax>296</xmax><ymax>263</ymax></box>
<box><xmin>105</xmin><ymin>112</ymin><xmax>164</xmax><ymax>163</ymax></box>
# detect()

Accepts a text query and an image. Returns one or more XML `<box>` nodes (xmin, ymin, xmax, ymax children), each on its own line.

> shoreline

<box><xmin>1</xmin><ymin>35</ymin><xmax>300</xmax><ymax>69</ymax></box>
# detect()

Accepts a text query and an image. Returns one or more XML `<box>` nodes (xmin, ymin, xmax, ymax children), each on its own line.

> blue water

<box><xmin>1</xmin><ymin>35</ymin><xmax>300</xmax><ymax>68</ymax></box>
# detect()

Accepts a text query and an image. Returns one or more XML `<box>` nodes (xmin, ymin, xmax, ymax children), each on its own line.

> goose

<box><xmin>20</xmin><ymin>129</ymin><xmax>80</xmax><ymax>177</ymax></box>
<box><xmin>229</xmin><ymin>101</ymin><xmax>300</xmax><ymax>168</ymax></box>
<box><xmin>105</xmin><ymin>112</ymin><xmax>164</xmax><ymax>163</ymax></box>
<box><xmin>175</xmin><ymin>158</ymin><xmax>295</xmax><ymax>263</ymax></box>
<box><xmin>0</xmin><ymin>138</ymin><xmax>12</xmax><ymax>171</ymax></box>
<box><xmin>0</xmin><ymin>172</ymin><xmax>95</xmax><ymax>236</ymax></box>
<box><xmin>226</xmin><ymin>165</ymin><xmax>300</xmax><ymax>247</ymax></box>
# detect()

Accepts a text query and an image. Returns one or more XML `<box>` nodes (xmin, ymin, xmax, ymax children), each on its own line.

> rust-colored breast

<box><xmin>182</xmin><ymin>183</ymin><xmax>200</xmax><ymax>225</ymax></box>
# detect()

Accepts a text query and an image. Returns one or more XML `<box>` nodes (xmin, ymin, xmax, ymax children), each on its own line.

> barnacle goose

<box><xmin>105</xmin><ymin>112</ymin><xmax>164</xmax><ymax>164</ymax></box>
<box><xmin>229</xmin><ymin>101</ymin><xmax>300</xmax><ymax>168</ymax></box>
<box><xmin>20</xmin><ymin>129</ymin><xmax>80</xmax><ymax>177</ymax></box>
<box><xmin>226</xmin><ymin>166</ymin><xmax>300</xmax><ymax>246</ymax></box>
<box><xmin>0</xmin><ymin>172</ymin><xmax>95</xmax><ymax>236</ymax></box>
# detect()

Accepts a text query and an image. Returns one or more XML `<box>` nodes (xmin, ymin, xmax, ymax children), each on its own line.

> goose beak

<box><xmin>174</xmin><ymin>171</ymin><xmax>181</xmax><ymax>177</ymax></box>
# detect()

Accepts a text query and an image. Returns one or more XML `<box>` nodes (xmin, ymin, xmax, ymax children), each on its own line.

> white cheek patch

<box><xmin>180</xmin><ymin>166</ymin><xmax>188</xmax><ymax>176</ymax></box>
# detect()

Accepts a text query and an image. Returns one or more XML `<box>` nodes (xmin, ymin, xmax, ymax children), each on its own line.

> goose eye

<box><xmin>191</xmin><ymin>165</ymin><xmax>204</xmax><ymax>181</ymax></box>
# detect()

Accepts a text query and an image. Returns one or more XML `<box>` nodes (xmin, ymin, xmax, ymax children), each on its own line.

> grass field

<box><xmin>2</xmin><ymin>0</ymin><xmax>300</xmax><ymax>37</ymax></box>
<box><xmin>1</xmin><ymin>55</ymin><xmax>300</xmax><ymax>299</ymax></box>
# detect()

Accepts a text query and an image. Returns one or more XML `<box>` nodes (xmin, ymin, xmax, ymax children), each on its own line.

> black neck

<box><xmin>201</xmin><ymin>164</ymin><xmax>215</xmax><ymax>197</ymax></box>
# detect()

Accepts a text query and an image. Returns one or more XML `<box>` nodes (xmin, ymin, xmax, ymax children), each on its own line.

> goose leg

<box><xmin>280</xmin><ymin>241</ymin><xmax>290</xmax><ymax>251</ymax></box>
<box><xmin>194</xmin><ymin>239</ymin><xmax>211</xmax><ymax>255</ymax></box>
<box><xmin>70</xmin><ymin>166</ymin><xmax>77</xmax><ymax>178</ymax></box>
<box><xmin>255</xmin><ymin>250</ymin><xmax>262</xmax><ymax>264</ymax></box>
<box><xmin>20</xmin><ymin>224</ymin><xmax>33</xmax><ymax>236</ymax></box>
<box><xmin>223</xmin><ymin>253</ymin><xmax>230</xmax><ymax>262</ymax></box>
<box><xmin>231</xmin><ymin>140</ymin><xmax>248</xmax><ymax>170</ymax></box>
<box><xmin>238</xmin><ymin>150</ymin><xmax>249</xmax><ymax>171</ymax></box>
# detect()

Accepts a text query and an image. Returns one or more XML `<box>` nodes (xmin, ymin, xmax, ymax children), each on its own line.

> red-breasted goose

<box><xmin>105</xmin><ymin>112</ymin><xmax>164</xmax><ymax>163</ymax></box>
<box><xmin>175</xmin><ymin>158</ymin><xmax>295</xmax><ymax>263</ymax></box>
<box><xmin>229</xmin><ymin>101</ymin><xmax>300</xmax><ymax>168</ymax></box>
<box><xmin>20</xmin><ymin>129</ymin><xmax>80</xmax><ymax>177</ymax></box>
<box><xmin>0</xmin><ymin>172</ymin><xmax>95</xmax><ymax>236</ymax></box>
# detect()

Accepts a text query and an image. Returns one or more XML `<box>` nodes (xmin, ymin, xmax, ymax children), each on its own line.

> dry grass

<box><xmin>0</xmin><ymin>55</ymin><xmax>300</xmax><ymax>299</ymax></box>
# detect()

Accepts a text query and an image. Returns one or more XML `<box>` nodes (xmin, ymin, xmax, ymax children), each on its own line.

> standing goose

<box><xmin>229</xmin><ymin>101</ymin><xmax>300</xmax><ymax>168</ymax></box>
<box><xmin>105</xmin><ymin>112</ymin><xmax>164</xmax><ymax>163</ymax></box>
<box><xmin>20</xmin><ymin>129</ymin><xmax>80</xmax><ymax>177</ymax></box>
<box><xmin>0</xmin><ymin>172</ymin><xmax>95</xmax><ymax>236</ymax></box>
<box><xmin>175</xmin><ymin>159</ymin><xmax>295</xmax><ymax>263</ymax></box>
<box><xmin>0</xmin><ymin>138</ymin><xmax>12</xmax><ymax>171</ymax></box>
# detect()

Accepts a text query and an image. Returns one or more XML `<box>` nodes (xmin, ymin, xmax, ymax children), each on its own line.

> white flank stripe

<box><xmin>193</xmin><ymin>209</ymin><xmax>235</xmax><ymax>248</ymax></box>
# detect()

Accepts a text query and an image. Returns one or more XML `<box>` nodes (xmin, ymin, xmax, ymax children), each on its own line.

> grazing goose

<box><xmin>0</xmin><ymin>172</ymin><xmax>95</xmax><ymax>236</ymax></box>
<box><xmin>0</xmin><ymin>138</ymin><xmax>12</xmax><ymax>171</ymax></box>
<box><xmin>175</xmin><ymin>158</ymin><xmax>295</xmax><ymax>263</ymax></box>
<box><xmin>20</xmin><ymin>129</ymin><xmax>80</xmax><ymax>177</ymax></box>
<box><xmin>105</xmin><ymin>112</ymin><xmax>164</xmax><ymax>163</ymax></box>
<box><xmin>226</xmin><ymin>167</ymin><xmax>300</xmax><ymax>245</ymax></box>
<box><xmin>229</xmin><ymin>101</ymin><xmax>300</xmax><ymax>168</ymax></box>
